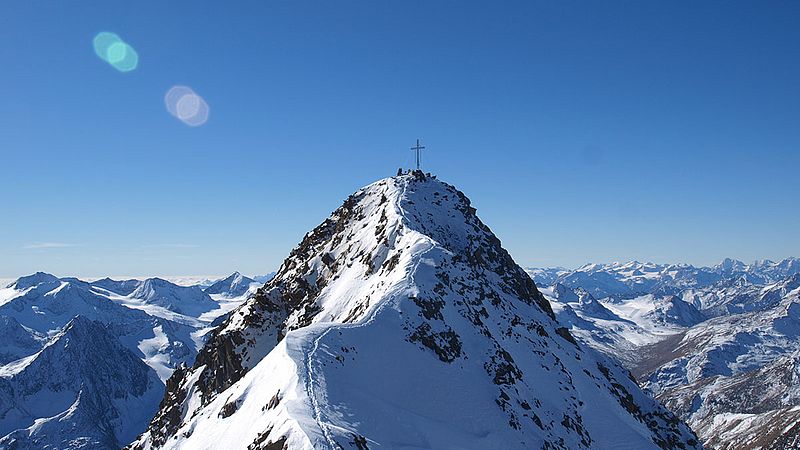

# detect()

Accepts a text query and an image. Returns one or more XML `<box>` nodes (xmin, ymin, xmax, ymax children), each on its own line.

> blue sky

<box><xmin>1</xmin><ymin>1</ymin><xmax>799</xmax><ymax>278</ymax></box>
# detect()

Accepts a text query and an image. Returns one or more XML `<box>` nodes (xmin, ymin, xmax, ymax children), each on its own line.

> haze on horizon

<box><xmin>1</xmin><ymin>1</ymin><xmax>799</xmax><ymax>279</ymax></box>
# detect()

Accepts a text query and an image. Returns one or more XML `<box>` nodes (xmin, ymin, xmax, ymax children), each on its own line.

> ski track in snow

<box><xmin>303</xmin><ymin>179</ymin><xmax>435</xmax><ymax>449</ymax></box>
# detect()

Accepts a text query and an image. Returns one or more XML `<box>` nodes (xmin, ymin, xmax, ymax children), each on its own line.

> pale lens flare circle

<box><xmin>176</xmin><ymin>94</ymin><xmax>201</xmax><ymax>120</ymax></box>
<box><xmin>181</xmin><ymin>96</ymin><xmax>209</xmax><ymax>127</ymax></box>
<box><xmin>165</xmin><ymin>86</ymin><xmax>194</xmax><ymax>117</ymax></box>
<box><xmin>165</xmin><ymin>86</ymin><xmax>210</xmax><ymax>127</ymax></box>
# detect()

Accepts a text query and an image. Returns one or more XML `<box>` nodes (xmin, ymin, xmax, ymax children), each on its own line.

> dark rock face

<box><xmin>768</xmin><ymin>421</ymin><xmax>800</xmax><ymax>450</ymax></box>
<box><xmin>142</xmin><ymin>365</ymin><xmax>189</xmax><ymax>449</ymax></box>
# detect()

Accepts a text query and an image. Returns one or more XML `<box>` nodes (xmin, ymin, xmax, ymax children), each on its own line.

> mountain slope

<box><xmin>629</xmin><ymin>277</ymin><xmax>800</xmax><ymax>449</ymax></box>
<box><xmin>656</xmin><ymin>351</ymin><xmax>800</xmax><ymax>450</ymax></box>
<box><xmin>544</xmin><ymin>266</ymin><xmax>800</xmax><ymax>449</ymax></box>
<box><xmin>0</xmin><ymin>316</ymin><xmax>44</xmax><ymax>364</ymax></box>
<box><xmin>0</xmin><ymin>272</ymin><xmax>254</xmax><ymax>449</ymax></box>
<box><xmin>0</xmin><ymin>276</ymin><xmax>199</xmax><ymax>381</ymax></box>
<box><xmin>0</xmin><ymin>316</ymin><xmax>163</xmax><ymax>449</ymax></box>
<box><xmin>131</xmin><ymin>173</ymin><xmax>698</xmax><ymax>450</ymax></box>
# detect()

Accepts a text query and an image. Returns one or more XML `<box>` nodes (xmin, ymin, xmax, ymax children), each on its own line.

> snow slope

<box><xmin>131</xmin><ymin>173</ymin><xmax>698</xmax><ymax>450</ymax></box>
<box><xmin>0</xmin><ymin>317</ymin><xmax>163</xmax><ymax>449</ymax></box>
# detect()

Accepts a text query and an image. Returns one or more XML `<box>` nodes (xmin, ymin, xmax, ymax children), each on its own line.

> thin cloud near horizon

<box><xmin>141</xmin><ymin>244</ymin><xmax>200</xmax><ymax>249</ymax></box>
<box><xmin>22</xmin><ymin>242</ymin><xmax>81</xmax><ymax>250</ymax></box>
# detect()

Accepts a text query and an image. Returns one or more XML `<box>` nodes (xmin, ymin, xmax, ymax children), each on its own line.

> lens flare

<box><xmin>93</xmin><ymin>32</ymin><xmax>138</xmax><ymax>72</ymax></box>
<box><xmin>176</xmin><ymin>94</ymin><xmax>200</xmax><ymax>119</ymax></box>
<box><xmin>165</xmin><ymin>86</ymin><xmax>210</xmax><ymax>127</ymax></box>
<box><xmin>93</xmin><ymin>32</ymin><xmax>119</xmax><ymax>58</ymax></box>
<box><xmin>106</xmin><ymin>42</ymin><xmax>127</xmax><ymax>63</ymax></box>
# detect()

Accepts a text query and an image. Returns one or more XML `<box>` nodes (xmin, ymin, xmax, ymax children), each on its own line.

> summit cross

<box><xmin>411</xmin><ymin>139</ymin><xmax>426</xmax><ymax>171</ymax></box>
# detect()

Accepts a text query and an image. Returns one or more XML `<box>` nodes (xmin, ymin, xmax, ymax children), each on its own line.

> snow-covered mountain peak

<box><xmin>716</xmin><ymin>258</ymin><xmax>747</xmax><ymax>272</ymax></box>
<box><xmin>131</xmin><ymin>173</ymin><xmax>698</xmax><ymax>450</ymax></box>
<box><xmin>552</xmin><ymin>282</ymin><xmax>579</xmax><ymax>303</ymax></box>
<box><xmin>134</xmin><ymin>277</ymin><xmax>180</xmax><ymax>292</ymax></box>
<box><xmin>576</xmin><ymin>262</ymin><xmax>603</xmax><ymax>272</ymax></box>
<box><xmin>777</xmin><ymin>257</ymin><xmax>800</xmax><ymax>269</ymax></box>
<box><xmin>91</xmin><ymin>277</ymin><xmax>141</xmax><ymax>296</ymax></box>
<box><xmin>28</xmin><ymin>316</ymin><xmax>137</xmax><ymax>375</ymax></box>
<box><xmin>204</xmin><ymin>272</ymin><xmax>256</xmax><ymax>298</ymax></box>
<box><xmin>776</xmin><ymin>272</ymin><xmax>800</xmax><ymax>290</ymax></box>
<box><xmin>11</xmin><ymin>272</ymin><xmax>60</xmax><ymax>290</ymax></box>
<box><xmin>129</xmin><ymin>278</ymin><xmax>218</xmax><ymax>317</ymax></box>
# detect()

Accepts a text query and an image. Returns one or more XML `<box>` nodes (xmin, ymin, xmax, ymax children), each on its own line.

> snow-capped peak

<box><xmin>131</xmin><ymin>173</ymin><xmax>698</xmax><ymax>450</ymax></box>
<box><xmin>715</xmin><ymin>257</ymin><xmax>747</xmax><ymax>273</ymax></box>
<box><xmin>204</xmin><ymin>272</ymin><xmax>257</xmax><ymax>298</ymax></box>
<box><xmin>129</xmin><ymin>278</ymin><xmax>218</xmax><ymax>317</ymax></box>
<box><xmin>11</xmin><ymin>272</ymin><xmax>60</xmax><ymax>290</ymax></box>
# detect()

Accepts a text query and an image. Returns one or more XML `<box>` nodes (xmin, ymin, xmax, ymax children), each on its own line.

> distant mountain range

<box><xmin>528</xmin><ymin>258</ymin><xmax>800</xmax><ymax>301</ymax></box>
<box><xmin>528</xmin><ymin>258</ymin><xmax>800</xmax><ymax>449</ymax></box>
<box><xmin>0</xmin><ymin>272</ymin><xmax>265</xmax><ymax>448</ymax></box>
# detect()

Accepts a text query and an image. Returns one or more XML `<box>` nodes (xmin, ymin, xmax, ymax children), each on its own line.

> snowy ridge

<box><xmin>131</xmin><ymin>173</ymin><xmax>698</xmax><ymax>450</ymax></box>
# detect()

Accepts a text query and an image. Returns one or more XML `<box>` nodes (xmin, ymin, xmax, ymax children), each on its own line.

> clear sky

<box><xmin>1</xmin><ymin>1</ymin><xmax>799</xmax><ymax>279</ymax></box>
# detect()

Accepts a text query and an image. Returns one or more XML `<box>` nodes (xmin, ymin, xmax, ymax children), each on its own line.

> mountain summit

<box><xmin>204</xmin><ymin>272</ymin><xmax>257</xmax><ymax>298</ymax></box>
<box><xmin>131</xmin><ymin>173</ymin><xmax>699</xmax><ymax>450</ymax></box>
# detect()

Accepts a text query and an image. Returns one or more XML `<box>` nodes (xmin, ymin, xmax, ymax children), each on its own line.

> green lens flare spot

<box><xmin>111</xmin><ymin>44</ymin><xmax>138</xmax><ymax>72</ymax></box>
<box><xmin>93</xmin><ymin>32</ymin><xmax>121</xmax><ymax>60</ymax></box>
<box><xmin>93</xmin><ymin>32</ymin><xmax>138</xmax><ymax>72</ymax></box>
<box><xmin>106</xmin><ymin>42</ymin><xmax>127</xmax><ymax>63</ymax></box>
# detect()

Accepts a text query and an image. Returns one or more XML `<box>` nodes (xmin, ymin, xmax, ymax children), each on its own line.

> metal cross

<box><xmin>411</xmin><ymin>139</ymin><xmax>425</xmax><ymax>171</ymax></box>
